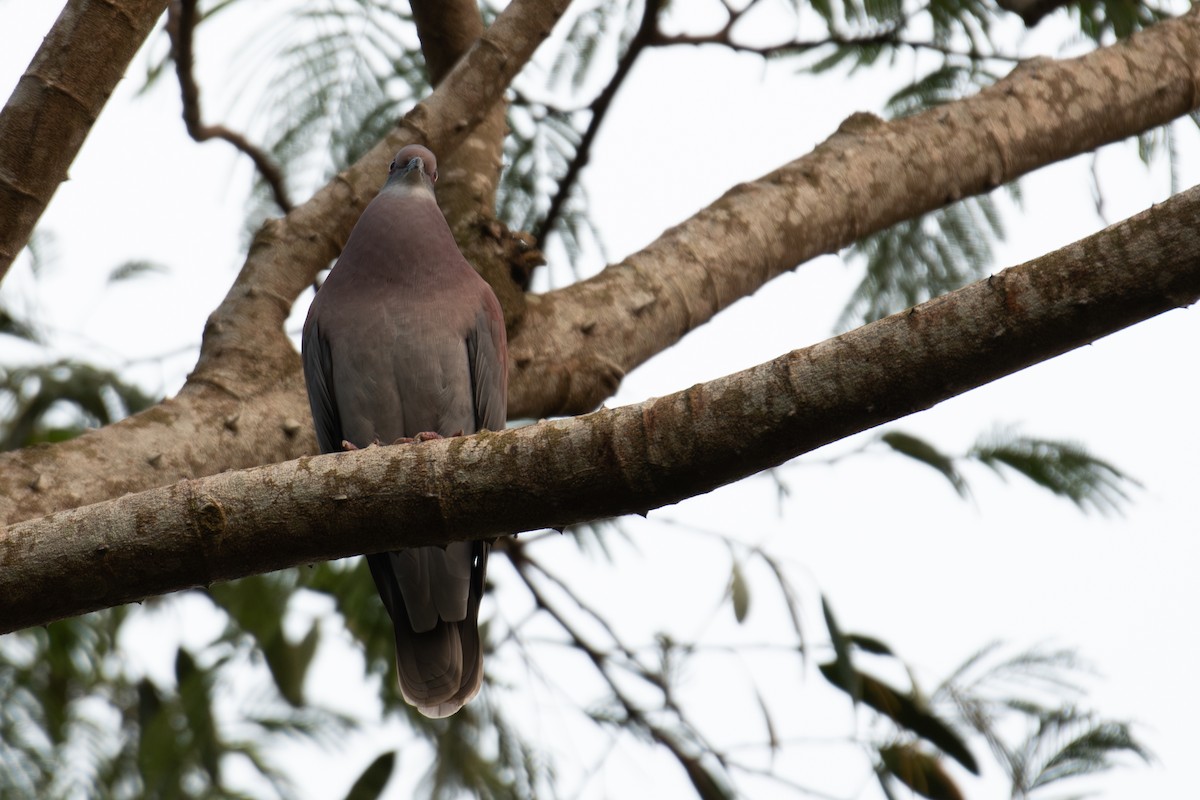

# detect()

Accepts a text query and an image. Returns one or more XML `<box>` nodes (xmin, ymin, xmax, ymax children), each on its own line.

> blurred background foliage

<box><xmin>1</xmin><ymin>0</ymin><xmax>1180</xmax><ymax>796</ymax></box>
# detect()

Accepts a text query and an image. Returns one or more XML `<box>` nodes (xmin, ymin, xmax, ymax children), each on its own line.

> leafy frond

<box><xmin>0</xmin><ymin>361</ymin><xmax>158</xmax><ymax>451</ymax></box>
<box><xmin>1027</xmin><ymin>711</ymin><xmax>1152</xmax><ymax>793</ymax></box>
<box><xmin>970</xmin><ymin>428</ymin><xmax>1140</xmax><ymax>515</ymax></box>
<box><xmin>1072</xmin><ymin>0</ymin><xmax>1170</xmax><ymax>43</ymax></box>
<box><xmin>549</xmin><ymin>0</ymin><xmax>638</xmax><ymax>92</ymax></box>
<box><xmin>886</xmin><ymin>63</ymin><xmax>1004</xmax><ymax>118</ymax></box>
<box><xmin>838</xmin><ymin>192</ymin><xmax>1007</xmax><ymax>329</ymax></box>
<box><xmin>933</xmin><ymin>643</ymin><xmax>1151</xmax><ymax>798</ymax></box>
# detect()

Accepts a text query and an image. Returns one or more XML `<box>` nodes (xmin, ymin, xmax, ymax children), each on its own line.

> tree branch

<box><xmin>0</xmin><ymin>0</ymin><xmax>169</xmax><ymax>279</ymax></box>
<box><xmin>0</xmin><ymin>0</ymin><xmax>575</xmax><ymax>527</ymax></box>
<box><xmin>165</xmin><ymin>0</ymin><xmax>293</xmax><ymax>212</ymax></box>
<box><xmin>1</xmin><ymin>3</ymin><xmax>1196</xmax><ymax>529</ymax></box>
<box><xmin>410</xmin><ymin>0</ymin><xmax>507</xmax><ymax>219</ymax></box>
<box><xmin>409</xmin><ymin>0</ymin><xmax>530</xmax><ymax>327</ymax></box>
<box><xmin>4</xmin><ymin>182</ymin><xmax>1197</xmax><ymax>631</ymax></box>
<box><xmin>652</xmin><ymin>27</ymin><xmax>1023</xmax><ymax>64</ymax></box>
<box><xmin>506</xmin><ymin>5</ymin><xmax>1200</xmax><ymax>416</ymax></box>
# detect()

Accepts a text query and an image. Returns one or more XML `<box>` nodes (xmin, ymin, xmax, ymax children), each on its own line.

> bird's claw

<box><xmin>341</xmin><ymin>438</ymin><xmax>383</xmax><ymax>451</ymax></box>
<box><xmin>392</xmin><ymin>431</ymin><xmax>446</xmax><ymax>444</ymax></box>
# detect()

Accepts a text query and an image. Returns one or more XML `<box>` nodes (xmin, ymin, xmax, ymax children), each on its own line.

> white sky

<box><xmin>2</xmin><ymin>2</ymin><xmax>1198</xmax><ymax>798</ymax></box>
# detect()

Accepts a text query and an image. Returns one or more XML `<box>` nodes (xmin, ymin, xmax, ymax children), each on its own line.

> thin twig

<box><xmin>652</xmin><ymin>28</ymin><xmax>1023</xmax><ymax>64</ymax></box>
<box><xmin>534</xmin><ymin>0</ymin><xmax>666</xmax><ymax>243</ymax></box>
<box><xmin>506</xmin><ymin>542</ymin><xmax>734</xmax><ymax>792</ymax></box>
<box><xmin>166</xmin><ymin>0</ymin><xmax>294</xmax><ymax>212</ymax></box>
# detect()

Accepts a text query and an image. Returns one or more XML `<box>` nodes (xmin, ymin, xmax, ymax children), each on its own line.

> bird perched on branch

<box><xmin>302</xmin><ymin>144</ymin><xmax>507</xmax><ymax>717</ymax></box>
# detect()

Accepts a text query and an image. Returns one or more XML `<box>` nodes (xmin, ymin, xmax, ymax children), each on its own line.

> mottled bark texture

<box><xmin>506</xmin><ymin>7</ymin><xmax>1200</xmax><ymax>416</ymax></box>
<box><xmin>4</xmin><ymin>181</ymin><xmax>1198</xmax><ymax>631</ymax></box>
<box><xmin>0</xmin><ymin>0</ymin><xmax>574</xmax><ymax>527</ymax></box>
<box><xmin>0</xmin><ymin>4</ymin><xmax>1198</xmax><ymax>565</ymax></box>
<box><xmin>0</xmin><ymin>0</ymin><xmax>169</xmax><ymax>278</ymax></box>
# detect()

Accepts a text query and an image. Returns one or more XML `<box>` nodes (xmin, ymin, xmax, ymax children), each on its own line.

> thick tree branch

<box><xmin>410</xmin><ymin>0</ymin><xmax>506</xmax><ymax>218</ymax></box>
<box><xmin>506</xmin><ymin>5</ymin><xmax>1200</xmax><ymax>416</ymax></box>
<box><xmin>1</xmin><ymin>4</ymin><xmax>1197</xmax><ymax>528</ymax></box>
<box><xmin>165</xmin><ymin>0</ymin><xmax>293</xmax><ymax>212</ymax></box>
<box><xmin>0</xmin><ymin>0</ymin><xmax>574</xmax><ymax>527</ymax></box>
<box><xmin>4</xmin><ymin>182</ymin><xmax>1197</xmax><ymax>632</ymax></box>
<box><xmin>0</xmin><ymin>0</ymin><xmax>169</xmax><ymax>279</ymax></box>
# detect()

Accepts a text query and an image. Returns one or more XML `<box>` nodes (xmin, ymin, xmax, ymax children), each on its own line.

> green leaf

<box><xmin>729</xmin><ymin>558</ymin><xmax>750</xmax><ymax>624</ymax></box>
<box><xmin>880</xmin><ymin>743</ymin><xmax>965</xmax><ymax>800</ymax></box>
<box><xmin>880</xmin><ymin>431</ymin><xmax>969</xmax><ymax>498</ymax></box>
<box><xmin>0</xmin><ymin>306</ymin><xmax>41</xmax><ymax>343</ymax></box>
<box><xmin>821</xmin><ymin>594</ymin><xmax>860</xmax><ymax>703</ymax></box>
<box><xmin>819</xmin><ymin>663</ymin><xmax>979</xmax><ymax>774</ymax></box>
<box><xmin>106</xmin><ymin>259</ymin><xmax>168</xmax><ymax>284</ymax></box>
<box><xmin>970</xmin><ymin>429</ymin><xmax>1139</xmax><ymax>514</ymax></box>
<box><xmin>839</xmin><ymin>193</ymin><xmax>1007</xmax><ymax>329</ymax></box>
<box><xmin>342</xmin><ymin>751</ymin><xmax>397</xmax><ymax>800</ymax></box>
<box><xmin>175</xmin><ymin>647</ymin><xmax>222</xmax><ymax>782</ymax></box>
<box><xmin>265</xmin><ymin>621</ymin><xmax>321</xmax><ymax>707</ymax></box>
<box><xmin>848</xmin><ymin>633</ymin><xmax>894</xmax><ymax>656</ymax></box>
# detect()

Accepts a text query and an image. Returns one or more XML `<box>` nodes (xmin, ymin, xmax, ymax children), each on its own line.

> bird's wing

<box><xmin>468</xmin><ymin>288</ymin><xmax>509</xmax><ymax>433</ymax></box>
<box><xmin>301</xmin><ymin>312</ymin><xmax>342</xmax><ymax>455</ymax></box>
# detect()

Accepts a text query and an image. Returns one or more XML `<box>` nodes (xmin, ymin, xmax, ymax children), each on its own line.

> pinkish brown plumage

<box><xmin>302</xmin><ymin>145</ymin><xmax>507</xmax><ymax>717</ymax></box>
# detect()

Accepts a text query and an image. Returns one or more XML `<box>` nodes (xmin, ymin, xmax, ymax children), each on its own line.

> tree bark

<box><xmin>409</xmin><ymin>0</ymin><xmax>530</xmax><ymax>326</ymax></box>
<box><xmin>506</xmin><ymin>6</ymin><xmax>1200</xmax><ymax>416</ymax></box>
<box><xmin>0</xmin><ymin>0</ymin><xmax>169</xmax><ymax>277</ymax></box>
<box><xmin>0</xmin><ymin>0</ymin><xmax>574</xmax><ymax>527</ymax></box>
<box><xmin>0</xmin><ymin>4</ymin><xmax>1196</xmax><ymax>530</ymax></box>
<box><xmin>3</xmin><ymin>182</ymin><xmax>1197</xmax><ymax>632</ymax></box>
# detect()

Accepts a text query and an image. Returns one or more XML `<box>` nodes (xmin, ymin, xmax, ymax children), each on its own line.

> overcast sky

<box><xmin>2</xmin><ymin>2</ymin><xmax>1198</xmax><ymax>798</ymax></box>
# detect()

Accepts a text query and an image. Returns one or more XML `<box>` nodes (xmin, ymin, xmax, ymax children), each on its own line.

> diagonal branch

<box><xmin>0</xmin><ymin>4</ymin><xmax>1196</xmax><ymax>529</ymax></box>
<box><xmin>0</xmin><ymin>0</ymin><xmax>170</xmax><ymax>279</ymax></box>
<box><xmin>3</xmin><ymin>181</ymin><xmax>1198</xmax><ymax>631</ymax></box>
<box><xmin>506</xmin><ymin>4</ymin><xmax>1200</xmax><ymax>416</ymax></box>
<box><xmin>0</xmin><ymin>0</ymin><xmax>576</xmax><ymax>528</ymax></box>
<box><xmin>165</xmin><ymin>0</ymin><xmax>293</xmax><ymax>212</ymax></box>
<box><xmin>409</xmin><ymin>0</ymin><xmax>506</xmax><ymax>216</ymax></box>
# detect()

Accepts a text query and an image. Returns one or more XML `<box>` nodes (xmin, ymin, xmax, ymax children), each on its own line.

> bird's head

<box><xmin>387</xmin><ymin>145</ymin><xmax>439</xmax><ymax>191</ymax></box>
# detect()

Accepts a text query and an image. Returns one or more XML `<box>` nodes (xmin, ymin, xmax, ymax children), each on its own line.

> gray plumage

<box><xmin>302</xmin><ymin>144</ymin><xmax>507</xmax><ymax>718</ymax></box>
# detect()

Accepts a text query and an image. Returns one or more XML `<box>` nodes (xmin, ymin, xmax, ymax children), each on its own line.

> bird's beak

<box><xmin>400</xmin><ymin>157</ymin><xmax>431</xmax><ymax>186</ymax></box>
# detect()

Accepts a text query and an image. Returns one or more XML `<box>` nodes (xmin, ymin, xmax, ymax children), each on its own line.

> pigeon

<box><xmin>302</xmin><ymin>144</ymin><xmax>507</xmax><ymax>717</ymax></box>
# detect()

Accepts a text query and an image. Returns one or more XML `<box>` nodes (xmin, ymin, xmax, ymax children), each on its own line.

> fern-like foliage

<box><xmin>837</xmin><ymin>191</ymin><xmax>1008</xmax><ymax>329</ymax></box>
<box><xmin>970</xmin><ymin>429</ymin><xmax>1139</xmax><ymax>515</ymax></box>
<box><xmin>873</xmin><ymin>425</ymin><xmax>1139</xmax><ymax>514</ymax></box>
<box><xmin>935</xmin><ymin>643</ymin><xmax>1151</xmax><ymax>798</ymax></box>
<box><xmin>0</xmin><ymin>361</ymin><xmax>158</xmax><ymax>451</ymax></box>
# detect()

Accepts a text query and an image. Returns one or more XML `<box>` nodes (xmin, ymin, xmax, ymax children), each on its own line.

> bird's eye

<box><xmin>389</xmin><ymin>160</ymin><xmax>397</xmax><ymax>171</ymax></box>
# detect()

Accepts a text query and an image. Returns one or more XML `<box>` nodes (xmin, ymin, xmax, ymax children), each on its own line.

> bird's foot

<box><xmin>391</xmin><ymin>431</ymin><xmax>460</xmax><ymax>443</ymax></box>
<box><xmin>341</xmin><ymin>438</ymin><xmax>383</xmax><ymax>451</ymax></box>
<box><xmin>392</xmin><ymin>431</ymin><xmax>445</xmax><ymax>445</ymax></box>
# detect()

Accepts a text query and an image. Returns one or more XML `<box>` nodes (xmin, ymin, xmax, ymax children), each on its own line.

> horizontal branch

<box><xmin>4</xmin><ymin>182</ymin><xmax>1197</xmax><ymax>632</ymax></box>
<box><xmin>1</xmin><ymin>3</ymin><xmax>1196</xmax><ymax>529</ymax></box>
<box><xmin>506</xmin><ymin>4</ymin><xmax>1200</xmax><ymax>416</ymax></box>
